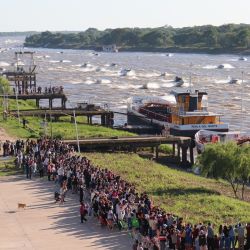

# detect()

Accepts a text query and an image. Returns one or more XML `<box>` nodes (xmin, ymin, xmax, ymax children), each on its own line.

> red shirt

<box><xmin>80</xmin><ymin>204</ymin><xmax>85</xmax><ymax>215</ymax></box>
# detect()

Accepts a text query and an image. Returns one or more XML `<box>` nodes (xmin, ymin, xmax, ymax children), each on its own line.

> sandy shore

<box><xmin>0</xmin><ymin>175</ymin><xmax>132</xmax><ymax>250</ymax></box>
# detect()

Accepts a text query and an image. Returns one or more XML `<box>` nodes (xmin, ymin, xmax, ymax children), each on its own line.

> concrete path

<box><xmin>0</xmin><ymin>175</ymin><xmax>132</xmax><ymax>250</ymax></box>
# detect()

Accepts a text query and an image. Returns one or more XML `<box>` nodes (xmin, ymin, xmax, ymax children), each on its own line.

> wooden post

<box><xmin>49</xmin><ymin>99</ymin><xmax>52</xmax><ymax>109</ymax></box>
<box><xmin>155</xmin><ymin>145</ymin><xmax>159</xmax><ymax>160</ymax></box>
<box><xmin>101</xmin><ymin>115</ymin><xmax>105</xmax><ymax>125</ymax></box>
<box><xmin>36</xmin><ymin>98</ymin><xmax>39</xmax><ymax>108</ymax></box>
<box><xmin>29</xmin><ymin>75</ymin><xmax>32</xmax><ymax>89</ymax></box>
<box><xmin>181</xmin><ymin>143</ymin><xmax>189</xmax><ymax>168</ymax></box>
<box><xmin>190</xmin><ymin>145</ymin><xmax>194</xmax><ymax>165</ymax></box>
<box><xmin>172</xmin><ymin>143</ymin><xmax>175</xmax><ymax>156</ymax></box>
<box><xmin>177</xmin><ymin>144</ymin><xmax>181</xmax><ymax>160</ymax></box>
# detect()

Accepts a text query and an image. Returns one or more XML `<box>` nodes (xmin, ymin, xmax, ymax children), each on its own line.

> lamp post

<box><xmin>15</xmin><ymin>88</ymin><xmax>21</xmax><ymax>125</ymax></box>
<box><xmin>68</xmin><ymin>100</ymin><xmax>80</xmax><ymax>153</ymax></box>
<box><xmin>73</xmin><ymin>110</ymin><xmax>80</xmax><ymax>153</ymax></box>
<box><xmin>240</xmin><ymin>71</ymin><xmax>244</xmax><ymax>132</ymax></box>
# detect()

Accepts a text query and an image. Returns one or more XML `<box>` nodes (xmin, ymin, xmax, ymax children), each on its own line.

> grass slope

<box><xmin>85</xmin><ymin>152</ymin><xmax>250</xmax><ymax>226</ymax></box>
<box><xmin>0</xmin><ymin>157</ymin><xmax>22</xmax><ymax>176</ymax></box>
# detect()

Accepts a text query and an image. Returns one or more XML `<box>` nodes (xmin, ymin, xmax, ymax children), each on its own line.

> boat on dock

<box><xmin>127</xmin><ymin>89</ymin><xmax>229</xmax><ymax>137</ymax></box>
<box><xmin>195</xmin><ymin>130</ymin><xmax>240</xmax><ymax>153</ymax></box>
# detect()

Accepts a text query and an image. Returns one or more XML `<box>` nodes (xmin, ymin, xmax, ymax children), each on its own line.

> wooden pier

<box><xmin>10</xmin><ymin>108</ymin><xmax>114</xmax><ymax>126</ymax></box>
<box><xmin>7</xmin><ymin>93</ymin><xmax>67</xmax><ymax>109</ymax></box>
<box><xmin>3</xmin><ymin>51</ymin><xmax>37</xmax><ymax>93</ymax></box>
<box><xmin>64</xmin><ymin>135</ymin><xmax>193</xmax><ymax>166</ymax></box>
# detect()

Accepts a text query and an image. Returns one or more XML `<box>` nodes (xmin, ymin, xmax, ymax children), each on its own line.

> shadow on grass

<box><xmin>148</xmin><ymin>187</ymin><xmax>220</xmax><ymax>196</ymax></box>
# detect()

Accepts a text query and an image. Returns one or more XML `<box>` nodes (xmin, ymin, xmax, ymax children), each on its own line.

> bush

<box><xmin>159</xmin><ymin>144</ymin><xmax>172</xmax><ymax>154</ymax></box>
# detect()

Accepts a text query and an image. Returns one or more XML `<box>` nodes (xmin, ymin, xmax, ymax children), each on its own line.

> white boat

<box><xmin>166</xmin><ymin>53</ymin><xmax>173</xmax><ymax>57</ymax></box>
<box><xmin>127</xmin><ymin>89</ymin><xmax>229</xmax><ymax>137</ymax></box>
<box><xmin>102</xmin><ymin>44</ymin><xmax>118</xmax><ymax>53</ymax></box>
<box><xmin>217</xmin><ymin>64</ymin><xmax>224</xmax><ymax>69</ymax></box>
<box><xmin>80</xmin><ymin>63</ymin><xmax>91</xmax><ymax>68</ymax></box>
<box><xmin>95</xmin><ymin>67</ymin><xmax>105</xmax><ymax>72</ymax></box>
<box><xmin>228</xmin><ymin>78</ymin><xmax>239</xmax><ymax>84</ymax></box>
<box><xmin>120</xmin><ymin>68</ymin><xmax>135</xmax><ymax>76</ymax></box>
<box><xmin>195</xmin><ymin>129</ymin><xmax>244</xmax><ymax>153</ymax></box>
<box><xmin>95</xmin><ymin>79</ymin><xmax>103</xmax><ymax>84</ymax></box>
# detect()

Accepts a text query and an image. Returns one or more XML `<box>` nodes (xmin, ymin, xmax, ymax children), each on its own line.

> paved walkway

<box><xmin>0</xmin><ymin>175</ymin><xmax>132</xmax><ymax>250</ymax></box>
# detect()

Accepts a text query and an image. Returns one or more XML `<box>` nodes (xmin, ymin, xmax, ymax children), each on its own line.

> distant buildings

<box><xmin>102</xmin><ymin>44</ymin><xmax>118</xmax><ymax>52</ymax></box>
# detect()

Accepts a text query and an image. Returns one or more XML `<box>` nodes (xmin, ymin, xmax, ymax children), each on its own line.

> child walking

<box><xmin>80</xmin><ymin>202</ymin><xmax>88</xmax><ymax>223</ymax></box>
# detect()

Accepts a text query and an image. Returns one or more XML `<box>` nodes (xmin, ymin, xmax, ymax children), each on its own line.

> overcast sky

<box><xmin>1</xmin><ymin>0</ymin><xmax>250</xmax><ymax>31</ymax></box>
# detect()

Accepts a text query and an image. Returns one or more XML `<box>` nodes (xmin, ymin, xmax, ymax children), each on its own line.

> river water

<box><xmin>0</xmin><ymin>36</ymin><xmax>250</xmax><ymax>134</ymax></box>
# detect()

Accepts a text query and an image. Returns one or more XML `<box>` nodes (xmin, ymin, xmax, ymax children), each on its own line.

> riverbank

<box><xmin>24</xmin><ymin>24</ymin><xmax>250</xmax><ymax>56</ymax></box>
<box><xmin>1</xmin><ymin>94</ymin><xmax>250</xmax><ymax>226</ymax></box>
<box><xmin>24</xmin><ymin>43</ymin><xmax>250</xmax><ymax>55</ymax></box>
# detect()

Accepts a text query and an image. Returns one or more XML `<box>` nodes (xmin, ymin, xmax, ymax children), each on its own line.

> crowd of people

<box><xmin>3</xmin><ymin>138</ymin><xmax>250</xmax><ymax>250</ymax></box>
<box><xmin>12</xmin><ymin>85</ymin><xmax>64</xmax><ymax>95</ymax></box>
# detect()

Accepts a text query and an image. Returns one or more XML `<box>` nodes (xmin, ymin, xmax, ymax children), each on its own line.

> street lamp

<box><xmin>68</xmin><ymin>100</ymin><xmax>80</xmax><ymax>153</ymax></box>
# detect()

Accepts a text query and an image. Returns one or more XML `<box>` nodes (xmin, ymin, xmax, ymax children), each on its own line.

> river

<box><xmin>0</xmin><ymin>36</ymin><xmax>250</xmax><ymax>134</ymax></box>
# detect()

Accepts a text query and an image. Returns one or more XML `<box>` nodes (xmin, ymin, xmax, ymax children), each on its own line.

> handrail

<box><xmin>139</xmin><ymin>107</ymin><xmax>170</xmax><ymax>122</ymax></box>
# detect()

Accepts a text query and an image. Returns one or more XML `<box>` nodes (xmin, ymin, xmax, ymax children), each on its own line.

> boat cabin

<box><xmin>171</xmin><ymin>90</ymin><xmax>221</xmax><ymax>125</ymax></box>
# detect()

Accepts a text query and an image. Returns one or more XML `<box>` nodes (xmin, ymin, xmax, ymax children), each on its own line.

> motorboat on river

<box><xmin>120</xmin><ymin>68</ymin><xmax>135</xmax><ymax>76</ymax></box>
<box><xmin>228</xmin><ymin>78</ymin><xmax>239</xmax><ymax>84</ymax></box>
<box><xmin>127</xmin><ymin>89</ymin><xmax>229</xmax><ymax>137</ymax></box>
<box><xmin>217</xmin><ymin>64</ymin><xmax>224</xmax><ymax>69</ymax></box>
<box><xmin>239</xmin><ymin>56</ymin><xmax>247</xmax><ymax>61</ymax></box>
<box><xmin>174</xmin><ymin>76</ymin><xmax>184</xmax><ymax>87</ymax></box>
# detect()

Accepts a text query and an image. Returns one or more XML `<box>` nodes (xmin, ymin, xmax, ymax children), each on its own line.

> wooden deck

<box><xmin>65</xmin><ymin>135</ymin><xmax>190</xmax><ymax>146</ymax></box>
<box><xmin>6</xmin><ymin>93</ymin><xmax>67</xmax><ymax>109</ymax></box>
<box><xmin>64</xmin><ymin>135</ymin><xmax>193</xmax><ymax>166</ymax></box>
<box><xmin>10</xmin><ymin>108</ymin><xmax>114</xmax><ymax>126</ymax></box>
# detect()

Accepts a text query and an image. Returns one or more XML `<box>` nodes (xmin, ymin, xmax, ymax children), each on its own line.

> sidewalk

<box><xmin>0</xmin><ymin>175</ymin><xmax>132</xmax><ymax>250</ymax></box>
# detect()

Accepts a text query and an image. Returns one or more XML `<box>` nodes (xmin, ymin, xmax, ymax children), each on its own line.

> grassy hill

<box><xmin>85</xmin><ymin>152</ymin><xmax>250</xmax><ymax>227</ymax></box>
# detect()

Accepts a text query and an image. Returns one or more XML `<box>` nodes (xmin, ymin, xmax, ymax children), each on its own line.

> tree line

<box><xmin>24</xmin><ymin>24</ymin><xmax>250</xmax><ymax>52</ymax></box>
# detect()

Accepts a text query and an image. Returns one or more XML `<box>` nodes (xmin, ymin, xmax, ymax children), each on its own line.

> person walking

<box><xmin>207</xmin><ymin>223</ymin><xmax>214</xmax><ymax>250</ymax></box>
<box><xmin>80</xmin><ymin>202</ymin><xmax>87</xmax><ymax>223</ymax></box>
<box><xmin>237</xmin><ymin>223</ymin><xmax>245</xmax><ymax>250</ymax></box>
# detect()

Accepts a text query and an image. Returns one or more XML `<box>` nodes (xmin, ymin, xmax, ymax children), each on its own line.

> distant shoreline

<box><xmin>24</xmin><ymin>44</ymin><xmax>250</xmax><ymax>55</ymax></box>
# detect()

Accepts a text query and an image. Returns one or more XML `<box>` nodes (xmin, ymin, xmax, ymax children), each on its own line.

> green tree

<box><xmin>0</xmin><ymin>76</ymin><xmax>10</xmax><ymax>94</ymax></box>
<box><xmin>236</xmin><ymin>28</ymin><xmax>250</xmax><ymax>48</ymax></box>
<box><xmin>203</xmin><ymin>26</ymin><xmax>218</xmax><ymax>47</ymax></box>
<box><xmin>197</xmin><ymin>142</ymin><xmax>240</xmax><ymax>198</ymax></box>
<box><xmin>237</xmin><ymin>146</ymin><xmax>250</xmax><ymax>199</ymax></box>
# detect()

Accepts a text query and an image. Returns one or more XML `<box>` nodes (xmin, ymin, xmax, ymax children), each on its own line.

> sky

<box><xmin>1</xmin><ymin>0</ymin><xmax>250</xmax><ymax>31</ymax></box>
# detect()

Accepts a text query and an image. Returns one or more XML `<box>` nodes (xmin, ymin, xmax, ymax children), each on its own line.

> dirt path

<box><xmin>0</xmin><ymin>175</ymin><xmax>132</xmax><ymax>250</ymax></box>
